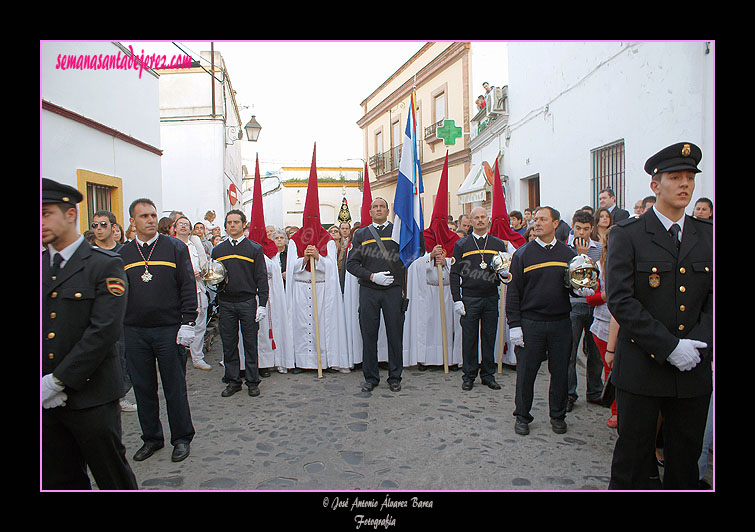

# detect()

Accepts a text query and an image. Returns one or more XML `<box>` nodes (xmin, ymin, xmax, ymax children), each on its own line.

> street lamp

<box><xmin>244</xmin><ymin>115</ymin><xmax>262</xmax><ymax>142</ymax></box>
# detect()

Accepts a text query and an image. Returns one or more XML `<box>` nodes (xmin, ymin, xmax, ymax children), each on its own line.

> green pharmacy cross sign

<box><xmin>436</xmin><ymin>119</ymin><xmax>463</xmax><ymax>145</ymax></box>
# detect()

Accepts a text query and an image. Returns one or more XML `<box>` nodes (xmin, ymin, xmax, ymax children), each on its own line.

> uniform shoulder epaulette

<box><xmin>690</xmin><ymin>215</ymin><xmax>713</xmax><ymax>225</ymax></box>
<box><xmin>616</xmin><ymin>216</ymin><xmax>639</xmax><ymax>227</ymax></box>
<box><xmin>91</xmin><ymin>245</ymin><xmax>120</xmax><ymax>257</ymax></box>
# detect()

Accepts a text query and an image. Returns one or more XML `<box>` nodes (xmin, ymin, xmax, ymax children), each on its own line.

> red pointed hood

<box><xmin>290</xmin><ymin>144</ymin><xmax>332</xmax><ymax>261</ymax></box>
<box><xmin>423</xmin><ymin>150</ymin><xmax>460</xmax><ymax>256</ymax></box>
<box><xmin>361</xmin><ymin>161</ymin><xmax>373</xmax><ymax>226</ymax></box>
<box><xmin>489</xmin><ymin>159</ymin><xmax>526</xmax><ymax>249</ymax></box>
<box><xmin>247</xmin><ymin>154</ymin><xmax>278</xmax><ymax>259</ymax></box>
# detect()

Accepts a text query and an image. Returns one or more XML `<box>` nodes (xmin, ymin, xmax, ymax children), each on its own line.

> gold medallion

<box><xmin>682</xmin><ymin>144</ymin><xmax>691</xmax><ymax>157</ymax></box>
<box><xmin>649</xmin><ymin>273</ymin><xmax>660</xmax><ymax>288</ymax></box>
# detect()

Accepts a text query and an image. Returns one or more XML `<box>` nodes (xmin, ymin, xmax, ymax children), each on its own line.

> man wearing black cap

<box><xmin>41</xmin><ymin>178</ymin><xmax>137</xmax><ymax>490</ymax></box>
<box><xmin>606</xmin><ymin>142</ymin><xmax>712</xmax><ymax>490</ymax></box>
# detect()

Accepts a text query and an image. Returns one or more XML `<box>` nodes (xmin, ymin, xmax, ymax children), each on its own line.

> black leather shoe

<box><xmin>259</xmin><ymin>368</ymin><xmax>271</xmax><ymax>378</ymax></box>
<box><xmin>171</xmin><ymin>443</ymin><xmax>190</xmax><ymax>462</ymax></box>
<box><xmin>389</xmin><ymin>383</ymin><xmax>401</xmax><ymax>392</ymax></box>
<box><xmin>482</xmin><ymin>380</ymin><xmax>501</xmax><ymax>390</ymax></box>
<box><xmin>361</xmin><ymin>382</ymin><xmax>376</xmax><ymax>392</ymax></box>
<box><xmin>417</xmin><ymin>363</ymin><xmax>428</xmax><ymax>372</ymax></box>
<box><xmin>514</xmin><ymin>421</ymin><xmax>530</xmax><ymax>436</ymax></box>
<box><xmin>133</xmin><ymin>443</ymin><xmax>163</xmax><ymax>462</ymax></box>
<box><xmin>248</xmin><ymin>384</ymin><xmax>260</xmax><ymax>397</ymax></box>
<box><xmin>462</xmin><ymin>381</ymin><xmax>474</xmax><ymax>391</ymax></box>
<box><xmin>566</xmin><ymin>398</ymin><xmax>575</xmax><ymax>412</ymax></box>
<box><xmin>551</xmin><ymin>418</ymin><xmax>567</xmax><ymax>434</ymax></box>
<box><xmin>221</xmin><ymin>384</ymin><xmax>242</xmax><ymax>397</ymax></box>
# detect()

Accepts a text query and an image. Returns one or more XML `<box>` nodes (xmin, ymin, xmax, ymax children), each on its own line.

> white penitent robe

<box><xmin>236</xmin><ymin>253</ymin><xmax>293</xmax><ymax>371</ymax></box>
<box><xmin>258</xmin><ymin>253</ymin><xmax>294</xmax><ymax>369</ymax></box>
<box><xmin>343</xmin><ymin>271</ymin><xmax>389</xmax><ymax>367</ymax></box>
<box><xmin>403</xmin><ymin>253</ymin><xmax>462</xmax><ymax>367</ymax></box>
<box><xmin>285</xmin><ymin>239</ymin><xmax>349</xmax><ymax>370</ymax></box>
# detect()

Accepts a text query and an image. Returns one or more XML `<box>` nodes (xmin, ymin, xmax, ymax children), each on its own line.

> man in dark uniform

<box><xmin>120</xmin><ymin>198</ymin><xmax>197</xmax><ymax>463</ymax></box>
<box><xmin>212</xmin><ymin>209</ymin><xmax>269</xmax><ymax>398</ymax></box>
<box><xmin>41</xmin><ymin>178</ymin><xmax>137</xmax><ymax>490</ymax></box>
<box><xmin>346</xmin><ymin>197</ymin><xmax>406</xmax><ymax>393</ymax></box>
<box><xmin>606</xmin><ymin>142</ymin><xmax>712</xmax><ymax>490</ymax></box>
<box><xmin>450</xmin><ymin>207</ymin><xmax>510</xmax><ymax>392</ymax></box>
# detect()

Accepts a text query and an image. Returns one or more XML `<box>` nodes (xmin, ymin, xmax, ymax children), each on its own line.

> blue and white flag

<box><xmin>391</xmin><ymin>91</ymin><xmax>424</xmax><ymax>267</ymax></box>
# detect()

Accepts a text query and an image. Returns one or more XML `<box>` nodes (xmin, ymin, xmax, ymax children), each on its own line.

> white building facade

<box><xmin>464</xmin><ymin>41</ymin><xmax>714</xmax><ymax>221</ymax></box>
<box><xmin>41</xmin><ymin>41</ymin><xmax>163</xmax><ymax>233</ymax></box>
<box><xmin>158</xmin><ymin>50</ymin><xmax>247</xmax><ymax>226</ymax></box>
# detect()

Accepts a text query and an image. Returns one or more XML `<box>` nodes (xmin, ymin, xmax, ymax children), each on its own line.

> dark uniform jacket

<box><xmin>449</xmin><ymin>233</ymin><xmax>509</xmax><ymax>300</ymax></box>
<box><xmin>606</xmin><ymin>210</ymin><xmax>713</xmax><ymax>398</ymax></box>
<box><xmin>346</xmin><ymin>223</ymin><xmax>404</xmax><ymax>290</ymax></box>
<box><xmin>42</xmin><ymin>241</ymin><xmax>128</xmax><ymax>410</ymax></box>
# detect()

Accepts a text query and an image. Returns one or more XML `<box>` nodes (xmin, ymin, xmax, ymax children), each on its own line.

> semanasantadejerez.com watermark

<box><xmin>54</xmin><ymin>45</ymin><xmax>192</xmax><ymax>78</ymax></box>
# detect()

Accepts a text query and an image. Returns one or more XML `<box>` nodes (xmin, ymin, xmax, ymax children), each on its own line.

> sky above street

<box><xmin>123</xmin><ymin>41</ymin><xmax>426</xmax><ymax>175</ymax></box>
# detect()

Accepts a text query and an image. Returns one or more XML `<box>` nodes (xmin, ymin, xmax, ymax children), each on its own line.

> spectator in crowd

<box><xmin>633</xmin><ymin>199</ymin><xmax>644</xmax><ymax>216</ymax></box>
<box><xmin>329</xmin><ymin>225</ymin><xmax>347</xmax><ymax>293</ymax></box>
<box><xmin>598</xmin><ymin>187</ymin><xmax>629</xmax><ymax>223</ymax></box>
<box><xmin>125</xmin><ymin>223</ymin><xmax>137</xmax><ymax>242</ymax></box>
<box><xmin>588</xmin><ymin>226</ymin><xmax>618</xmax><ymax>428</ymax></box>
<box><xmin>203</xmin><ymin>210</ymin><xmax>218</xmax><ymax>233</ymax></box>
<box><xmin>211</xmin><ymin>234</ymin><xmax>222</xmax><ymax>247</ymax></box>
<box><xmin>591</xmin><ymin>207</ymin><xmax>613</xmax><ymax>244</ymax></box>
<box><xmin>83</xmin><ymin>230</ymin><xmax>95</xmax><ymax>243</ymax></box>
<box><xmin>90</xmin><ymin>210</ymin><xmax>135</xmax><ymax>412</ymax></box>
<box><xmin>272</xmin><ymin>229</ymin><xmax>288</xmax><ymax>285</ymax></box>
<box><xmin>567</xmin><ymin>210</ymin><xmax>604</xmax><ymax>412</ymax></box>
<box><xmin>286</xmin><ymin>226</ymin><xmax>299</xmax><ymax>238</ymax></box>
<box><xmin>483</xmin><ymin>81</ymin><xmax>494</xmax><ymax>94</ymax></box>
<box><xmin>641</xmin><ymin>195</ymin><xmax>657</xmax><ymax>214</ymax></box>
<box><xmin>112</xmin><ymin>222</ymin><xmax>125</xmax><ymax>244</ymax></box>
<box><xmin>174</xmin><ymin>215</ymin><xmax>212</xmax><ymax>371</ymax></box>
<box><xmin>192</xmin><ymin>221</ymin><xmax>213</xmax><ymax>260</ymax></box>
<box><xmin>476</xmin><ymin>95</ymin><xmax>486</xmax><ymax>111</ymax></box>
<box><xmin>509</xmin><ymin>210</ymin><xmax>527</xmax><ymax>237</ymax></box>
<box><xmin>457</xmin><ymin>213</ymin><xmax>471</xmax><ymax>236</ymax></box>
<box><xmin>693</xmin><ymin>197</ymin><xmax>713</xmax><ymax>220</ymax></box>
<box><xmin>158</xmin><ymin>217</ymin><xmax>173</xmax><ymax>236</ymax></box>
<box><xmin>524</xmin><ymin>208</ymin><xmax>534</xmax><ymax>227</ymax></box>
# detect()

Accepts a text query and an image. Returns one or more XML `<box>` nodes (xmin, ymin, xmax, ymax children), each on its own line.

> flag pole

<box><xmin>310</xmin><ymin>255</ymin><xmax>323</xmax><ymax>378</ymax></box>
<box><xmin>437</xmin><ymin>262</ymin><xmax>449</xmax><ymax>373</ymax></box>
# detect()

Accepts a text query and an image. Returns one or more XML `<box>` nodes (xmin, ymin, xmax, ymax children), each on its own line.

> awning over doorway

<box><xmin>457</xmin><ymin>161</ymin><xmax>493</xmax><ymax>204</ymax></box>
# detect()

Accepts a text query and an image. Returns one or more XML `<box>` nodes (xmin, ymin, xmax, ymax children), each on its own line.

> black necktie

<box><xmin>377</xmin><ymin>225</ymin><xmax>384</xmax><ymax>232</ymax></box>
<box><xmin>142</xmin><ymin>242</ymin><xmax>151</xmax><ymax>253</ymax></box>
<box><xmin>545</xmin><ymin>244</ymin><xmax>553</xmax><ymax>250</ymax></box>
<box><xmin>232</xmin><ymin>239</ymin><xmax>238</xmax><ymax>246</ymax></box>
<box><xmin>51</xmin><ymin>253</ymin><xmax>63</xmax><ymax>278</ymax></box>
<box><xmin>668</xmin><ymin>223</ymin><xmax>681</xmax><ymax>250</ymax></box>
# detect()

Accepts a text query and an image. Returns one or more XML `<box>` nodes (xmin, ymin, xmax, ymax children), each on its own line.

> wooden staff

<box><xmin>310</xmin><ymin>255</ymin><xmax>323</xmax><ymax>378</ymax></box>
<box><xmin>437</xmin><ymin>262</ymin><xmax>449</xmax><ymax>373</ymax></box>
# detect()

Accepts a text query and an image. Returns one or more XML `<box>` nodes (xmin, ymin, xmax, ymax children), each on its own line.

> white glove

<box><xmin>372</xmin><ymin>271</ymin><xmax>394</xmax><ymax>286</ymax></box>
<box><xmin>510</xmin><ymin>326</ymin><xmax>525</xmax><ymax>347</ymax></box>
<box><xmin>453</xmin><ymin>301</ymin><xmax>465</xmax><ymax>316</ymax></box>
<box><xmin>667</xmin><ymin>339</ymin><xmax>707</xmax><ymax>371</ymax></box>
<box><xmin>574</xmin><ymin>287</ymin><xmax>595</xmax><ymax>297</ymax></box>
<box><xmin>42</xmin><ymin>374</ymin><xmax>68</xmax><ymax>409</ymax></box>
<box><xmin>255</xmin><ymin>306</ymin><xmax>267</xmax><ymax>323</ymax></box>
<box><xmin>176</xmin><ymin>324</ymin><xmax>195</xmax><ymax>346</ymax></box>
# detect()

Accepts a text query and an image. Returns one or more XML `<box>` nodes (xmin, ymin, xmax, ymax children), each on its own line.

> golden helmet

<box><xmin>200</xmin><ymin>259</ymin><xmax>228</xmax><ymax>288</ymax></box>
<box><xmin>490</xmin><ymin>251</ymin><xmax>513</xmax><ymax>284</ymax></box>
<box><xmin>567</xmin><ymin>254</ymin><xmax>599</xmax><ymax>290</ymax></box>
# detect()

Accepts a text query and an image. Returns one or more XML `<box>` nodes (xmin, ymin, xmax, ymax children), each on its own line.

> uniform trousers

<box><xmin>124</xmin><ymin>324</ymin><xmax>195</xmax><ymax>447</ymax></box>
<box><xmin>568</xmin><ymin>303</ymin><xmax>604</xmax><ymax>402</ymax></box>
<box><xmin>219</xmin><ymin>298</ymin><xmax>260</xmax><ymax>386</ymax></box>
<box><xmin>460</xmin><ymin>294</ymin><xmax>498</xmax><ymax>385</ymax></box>
<box><xmin>609</xmin><ymin>388</ymin><xmax>710</xmax><ymax>490</ymax></box>
<box><xmin>359</xmin><ymin>284</ymin><xmax>404</xmax><ymax>386</ymax></box>
<box><xmin>513</xmin><ymin>317</ymin><xmax>573</xmax><ymax>424</ymax></box>
<box><xmin>42</xmin><ymin>400</ymin><xmax>138</xmax><ymax>490</ymax></box>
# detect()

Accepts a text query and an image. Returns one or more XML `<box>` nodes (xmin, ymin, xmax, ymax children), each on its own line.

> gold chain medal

<box><xmin>474</xmin><ymin>234</ymin><xmax>489</xmax><ymax>269</ymax></box>
<box><xmin>136</xmin><ymin>240</ymin><xmax>157</xmax><ymax>283</ymax></box>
